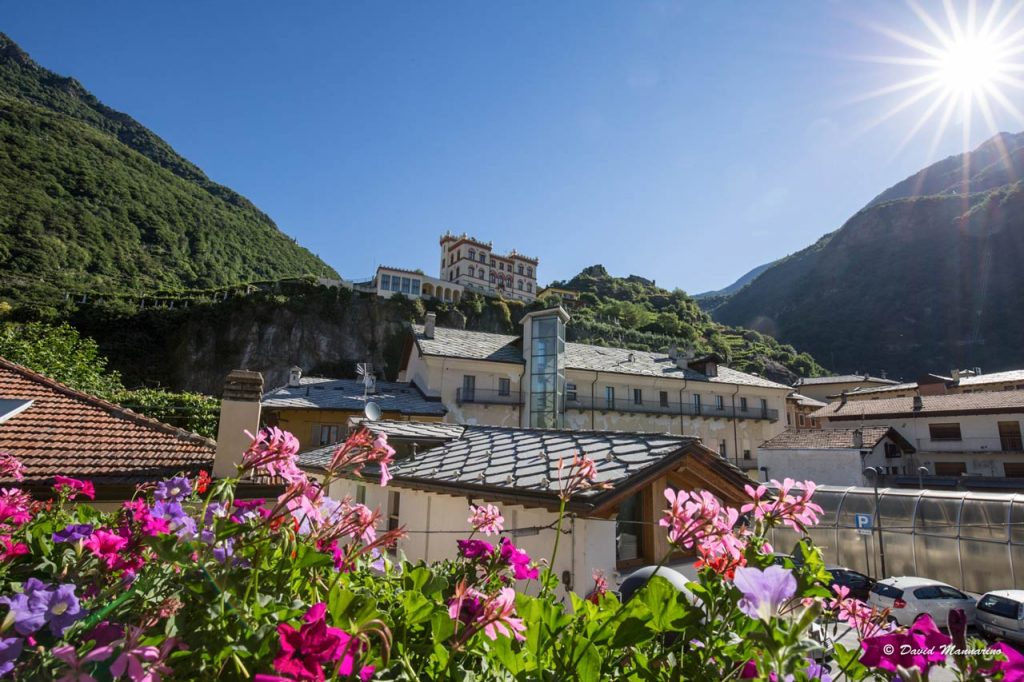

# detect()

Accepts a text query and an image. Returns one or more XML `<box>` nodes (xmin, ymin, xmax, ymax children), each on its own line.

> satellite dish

<box><xmin>364</xmin><ymin>401</ymin><xmax>382</xmax><ymax>421</ymax></box>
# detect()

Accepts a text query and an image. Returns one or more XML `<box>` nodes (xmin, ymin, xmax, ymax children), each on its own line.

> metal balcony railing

<box><xmin>563</xmin><ymin>396</ymin><xmax>778</xmax><ymax>422</ymax></box>
<box><xmin>915</xmin><ymin>436</ymin><xmax>1024</xmax><ymax>453</ymax></box>
<box><xmin>455</xmin><ymin>388</ymin><xmax>524</xmax><ymax>406</ymax></box>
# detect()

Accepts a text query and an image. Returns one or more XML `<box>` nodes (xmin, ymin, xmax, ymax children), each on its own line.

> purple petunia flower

<box><xmin>0</xmin><ymin>637</ymin><xmax>22</xmax><ymax>677</ymax></box>
<box><xmin>733</xmin><ymin>566</ymin><xmax>797</xmax><ymax>622</ymax></box>
<box><xmin>0</xmin><ymin>578</ymin><xmax>48</xmax><ymax>635</ymax></box>
<box><xmin>154</xmin><ymin>476</ymin><xmax>191</xmax><ymax>503</ymax></box>
<box><xmin>40</xmin><ymin>584</ymin><xmax>83</xmax><ymax>636</ymax></box>
<box><xmin>52</xmin><ymin>524</ymin><xmax>94</xmax><ymax>544</ymax></box>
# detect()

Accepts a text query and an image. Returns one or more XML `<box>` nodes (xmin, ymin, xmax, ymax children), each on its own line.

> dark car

<box><xmin>827</xmin><ymin>567</ymin><xmax>875</xmax><ymax>601</ymax></box>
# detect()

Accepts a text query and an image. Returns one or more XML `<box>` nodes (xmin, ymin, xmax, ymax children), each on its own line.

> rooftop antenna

<box><xmin>357</xmin><ymin>362</ymin><xmax>375</xmax><ymax>398</ymax></box>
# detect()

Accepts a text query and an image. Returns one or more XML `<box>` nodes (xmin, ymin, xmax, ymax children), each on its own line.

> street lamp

<box><xmin>863</xmin><ymin>467</ymin><xmax>887</xmax><ymax>579</ymax></box>
<box><xmin>917</xmin><ymin>466</ymin><xmax>929</xmax><ymax>490</ymax></box>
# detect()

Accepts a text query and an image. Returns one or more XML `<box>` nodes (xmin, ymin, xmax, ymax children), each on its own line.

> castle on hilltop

<box><xmin>438</xmin><ymin>232</ymin><xmax>538</xmax><ymax>302</ymax></box>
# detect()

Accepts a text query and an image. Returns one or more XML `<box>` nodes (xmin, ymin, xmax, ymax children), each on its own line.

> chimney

<box><xmin>214</xmin><ymin>370</ymin><xmax>264</xmax><ymax>479</ymax></box>
<box><xmin>667</xmin><ymin>344</ymin><xmax>677</xmax><ymax>360</ymax></box>
<box><xmin>975</xmin><ymin>366</ymin><xmax>982</xmax><ymax>376</ymax></box>
<box><xmin>852</xmin><ymin>428</ymin><xmax>863</xmax><ymax>449</ymax></box>
<box><xmin>288</xmin><ymin>366</ymin><xmax>302</xmax><ymax>388</ymax></box>
<box><xmin>952</xmin><ymin>368</ymin><xmax>960</xmax><ymax>381</ymax></box>
<box><xmin>913</xmin><ymin>395</ymin><xmax>923</xmax><ymax>411</ymax></box>
<box><xmin>880</xmin><ymin>369</ymin><xmax>887</xmax><ymax>380</ymax></box>
<box><xmin>840</xmin><ymin>390</ymin><xmax>848</xmax><ymax>406</ymax></box>
<box><xmin>424</xmin><ymin>312</ymin><xmax>436</xmax><ymax>339</ymax></box>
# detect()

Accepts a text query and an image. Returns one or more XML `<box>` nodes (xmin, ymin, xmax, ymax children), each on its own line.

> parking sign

<box><xmin>855</xmin><ymin>513</ymin><xmax>873</xmax><ymax>535</ymax></box>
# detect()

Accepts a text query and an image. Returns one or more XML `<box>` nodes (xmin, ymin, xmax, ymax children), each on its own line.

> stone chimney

<box><xmin>913</xmin><ymin>395</ymin><xmax>923</xmax><ymax>411</ymax></box>
<box><xmin>424</xmin><ymin>312</ymin><xmax>436</xmax><ymax>339</ymax></box>
<box><xmin>288</xmin><ymin>366</ymin><xmax>302</xmax><ymax>388</ymax></box>
<box><xmin>840</xmin><ymin>390</ymin><xmax>848</xmax><ymax>406</ymax></box>
<box><xmin>214</xmin><ymin>370</ymin><xmax>264</xmax><ymax>479</ymax></box>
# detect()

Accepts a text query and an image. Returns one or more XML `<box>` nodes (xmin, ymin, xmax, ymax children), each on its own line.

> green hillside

<box><xmin>0</xmin><ymin>33</ymin><xmax>335</xmax><ymax>305</ymax></box>
<box><xmin>714</xmin><ymin>131</ymin><xmax>1024</xmax><ymax>377</ymax></box>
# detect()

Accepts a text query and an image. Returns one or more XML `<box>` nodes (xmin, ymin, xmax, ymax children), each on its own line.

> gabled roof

<box><xmin>0</xmin><ymin>357</ymin><xmax>214</xmax><ymax>483</ymax></box>
<box><xmin>827</xmin><ymin>382</ymin><xmax>920</xmax><ymax>398</ymax></box>
<box><xmin>760</xmin><ymin>426</ymin><xmax>915</xmax><ymax>452</ymax></box>
<box><xmin>411</xmin><ymin>325</ymin><xmax>791</xmax><ymax>390</ymax></box>
<box><xmin>812</xmin><ymin>391</ymin><xmax>1024</xmax><ymax>420</ymax></box>
<box><xmin>788</xmin><ymin>393</ymin><xmax>827</xmax><ymax>408</ymax></box>
<box><xmin>298</xmin><ymin>419</ymin><xmax>467</xmax><ymax>471</ymax></box>
<box><xmin>381</xmin><ymin>424</ymin><xmax>751</xmax><ymax>513</ymax></box>
<box><xmin>262</xmin><ymin>377</ymin><xmax>447</xmax><ymax>416</ymax></box>
<box><xmin>794</xmin><ymin>374</ymin><xmax>899</xmax><ymax>387</ymax></box>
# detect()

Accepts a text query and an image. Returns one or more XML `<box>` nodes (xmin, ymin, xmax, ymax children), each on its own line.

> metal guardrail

<box><xmin>455</xmin><ymin>388</ymin><xmax>524</xmax><ymax>406</ymax></box>
<box><xmin>564</xmin><ymin>396</ymin><xmax>778</xmax><ymax>422</ymax></box>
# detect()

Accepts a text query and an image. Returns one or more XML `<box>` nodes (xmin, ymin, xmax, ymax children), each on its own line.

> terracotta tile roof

<box><xmin>956</xmin><ymin>369</ymin><xmax>1024</xmax><ymax>387</ymax></box>
<box><xmin>411</xmin><ymin>325</ymin><xmax>791</xmax><ymax>390</ymax></box>
<box><xmin>760</xmin><ymin>426</ymin><xmax>912</xmax><ymax>451</ymax></box>
<box><xmin>811</xmin><ymin>391</ymin><xmax>1024</xmax><ymax>420</ymax></box>
<box><xmin>0</xmin><ymin>357</ymin><xmax>215</xmax><ymax>483</ymax></box>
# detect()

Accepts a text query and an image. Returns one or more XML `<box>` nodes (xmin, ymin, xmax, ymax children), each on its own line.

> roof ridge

<box><xmin>460</xmin><ymin>423</ymin><xmax>695</xmax><ymax>439</ymax></box>
<box><xmin>0</xmin><ymin>355</ymin><xmax>216</xmax><ymax>448</ymax></box>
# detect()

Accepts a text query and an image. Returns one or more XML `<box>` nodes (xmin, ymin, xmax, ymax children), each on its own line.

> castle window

<box><xmin>527</xmin><ymin>267</ymin><xmax>533</xmax><ymax>277</ymax></box>
<box><xmin>526</xmin><ymin>283</ymin><xmax>532</xmax><ymax>292</ymax></box>
<box><xmin>479</xmin><ymin>253</ymin><xmax>486</xmax><ymax>262</ymax></box>
<box><xmin>469</xmin><ymin>249</ymin><xmax>476</xmax><ymax>260</ymax></box>
<box><xmin>518</xmin><ymin>265</ymin><xmax>524</xmax><ymax>275</ymax></box>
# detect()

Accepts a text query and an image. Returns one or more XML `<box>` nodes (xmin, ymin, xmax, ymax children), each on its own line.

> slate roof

<box><xmin>957</xmin><ymin>369</ymin><xmax>1024</xmax><ymax>387</ymax></box>
<box><xmin>262</xmin><ymin>378</ymin><xmax>447</xmax><ymax>416</ymax></box>
<box><xmin>384</xmin><ymin>424</ymin><xmax>751</xmax><ymax>511</ymax></box>
<box><xmin>411</xmin><ymin>325</ymin><xmax>790</xmax><ymax>390</ymax></box>
<box><xmin>0</xmin><ymin>357</ymin><xmax>215</xmax><ymax>483</ymax></box>
<box><xmin>760</xmin><ymin>426</ymin><xmax>914</xmax><ymax>452</ymax></box>
<box><xmin>794</xmin><ymin>374</ymin><xmax>899</xmax><ymax>387</ymax></box>
<box><xmin>298</xmin><ymin>420</ymin><xmax>466</xmax><ymax>471</ymax></box>
<box><xmin>812</xmin><ymin>391</ymin><xmax>1024</xmax><ymax>420</ymax></box>
<box><xmin>828</xmin><ymin>382</ymin><xmax>920</xmax><ymax>398</ymax></box>
<box><xmin>789</xmin><ymin>393</ymin><xmax>827</xmax><ymax>408</ymax></box>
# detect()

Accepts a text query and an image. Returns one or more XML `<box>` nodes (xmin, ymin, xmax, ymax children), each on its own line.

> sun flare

<box><xmin>859</xmin><ymin>0</ymin><xmax>1024</xmax><ymax>157</ymax></box>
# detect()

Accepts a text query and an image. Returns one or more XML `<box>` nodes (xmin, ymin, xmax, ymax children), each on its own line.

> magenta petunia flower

<box><xmin>860</xmin><ymin>613</ymin><xmax>951</xmax><ymax>673</ymax></box>
<box><xmin>989</xmin><ymin>642</ymin><xmax>1024</xmax><ymax>682</ymax></box>
<box><xmin>457</xmin><ymin>539</ymin><xmax>495</xmax><ymax>559</ymax></box>
<box><xmin>499</xmin><ymin>538</ymin><xmax>539</xmax><ymax>580</ymax></box>
<box><xmin>273</xmin><ymin>603</ymin><xmax>373</xmax><ymax>682</ymax></box>
<box><xmin>53</xmin><ymin>476</ymin><xmax>95</xmax><ymax>501</ymax></box>
<box><xmin>83</xmin><ymin>529</ymin><xmax>129</xmax><ymax>568</ymax></box>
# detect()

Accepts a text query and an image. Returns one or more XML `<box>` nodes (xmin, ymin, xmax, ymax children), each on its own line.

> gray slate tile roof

<box><xmin>262</xmin><ymin>377</ymin><xmax>447</xmax><ymax>416</ymax></box>
<box><xmin>789</xmin><ymin>393</ymin><xmax>827</xmax><ymax>408</ymax></box>
<box><xmin>794</xmin><ymin>374</ymin><xmax>899</xmax><ymax>387</ymax></box>
<box><xmin>412</xmin><ymin>325</ymin><xmax>790</xmax><ymax>390</ymax></box>
<box><xmin>830</xmin><ymin>382</ymin><xmax>919</xmax><ymax>398</ymax></box>
<box><xmin>760</xmin><ymin>426</ymin><xmax>900</xmax><ymax>450</ymax></box>
<box><xmin>298</xmin><ymin>420</ymin><xmax>466</xmax><ymax>471</ymax></box>
<box><xmin>389</xmin><ymin>425</ymin><xmax>709</xmax><ymax>500</ymax></box>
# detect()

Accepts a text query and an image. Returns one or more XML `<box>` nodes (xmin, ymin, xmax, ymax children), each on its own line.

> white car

<box><xmin>976</xmin><ymin>590</ymin><xmax>1024</xmax><ymax>644</ymax></box>
<box><xmin>867</xmin><ymin>577</ymin><xmax>976</xmax><ymax>627</ymax></box>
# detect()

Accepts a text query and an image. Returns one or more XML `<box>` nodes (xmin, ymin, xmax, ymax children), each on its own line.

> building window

<box><xmin>527</xmin><ymin>267</ymin><xmax>533</xmax><ymax>277</ymax></box>
<box><xmin>605</xmin><ymin>386</ymin><xmax>615</xmax><ymax>410</ymax></box>
<box><xmin>390</xmin><ymin>276</ymin><xmax>401</xmax><ymax>292</ymax></box>
<box><xmin>355</xmin><ymin>485</ymin><xmax>366</xmax><ymax>505</ymax></box>
<box><xmin>469</xmin><ymin>249</ymin><xmax>476</xmax><ymax>261</ymax></box>
<box><xmin>499</xmin><ymin>263</ymin><xmax>504</xmax><ymax>271</ymax></box>
<box><xmin>498</xmin><ymin>378</ymin><xmax>511</xmax><ymax>396</ymax></box>
<box><xmin>798</xmin><ymin>414</ymin><xmax>806</xmax><ymax>427</ymax></box>
<box><xmin>715</xmin><ymin>395</ymin><xmax>724</xmax><ymax>410</ymax></box>
<box><xmin>929</xmin><ymin>423</ymin><xmax>962</xmax><ymax>441</ymax></box>
<box><xmin>566</xmin><ymin>383</ymin><xmax>577</xmax><ymax>402</ymax></box>
<box><xmin>401</xmin><ymin>277</ymin><xmax>411</xmax><ymax>294</ymax></box>
<box><xmin>526</xmin><ymin>283</ymin><xmax>532</xmax><ymax>292</ymax></box>
<box><xmin>479</xmin><ymin>253</ymin><xmax>485</xmax><ymax>262</ymax></box>
<box><xmin>462</xmin><ymin>375</ymin><xmax>476</xmax><ymax>402</ymax></box>
<box><xmin>719</xmin><ymin>440</ymin><xmax>728</xmax><ymax>457</ymax></box>
<box><xmin>518</xmin><ymin>265</ymin><xmax>524</xmax><ymax>275</ymax></box>
<box><xmin>659</xmin><ymin>391</ymin><xmax>669</xmax><ymax>408</ymax></box>
<box><xmin>490</xmin><ymin>273</ymin><xmax>496</xmax><ymax>284</ymax></box>
<box><xmin>743</xmin><ymin>449</ymin><xmax>751</xmax><ymax>460</ymax></box>
<box><xmin>319</xmin><ymin>424</ymin><xmax>340</xmax><ymax>446</ymax></box>
<box><xmin>517</xmin><ymin>281</ymin><xmax>523</xmax><ymax>290</ymax></box>
<box><xmin>934</xmin><ymin>461</ymin><xmax>967</xmax><ymax>476</ymax></box>
<box><xmin>380</xmin><ymin>274</ymin><xmax>391</xmax><ymax>290</ymax></box>
<box><xmin>1003</xmin><ymin>462</ymin><xmax>1024</xmax><ymax>477</ymax></box>
<box><xmin>387</xmin><ymin>491</ymin><xmax>401</xmax><ymax>532</ymax></box>
<box><xmin>740</xmin><ymin>397</ymin><xmax>748</xmax><ymax>412</ymax></box>
<box><xmin>411</xmin><ymin>280</ymin><xmax>421</xmax><ymax>296</ymax></box>
<box><xmin>490</xmin><ymin>258</ymin><xmax>496</xmax><ymax>266</ymax></box>
<box><xmin>760</xmin><ymin>398</ymin><xmax>768</xmax><ymax>417</ymax></box>
<box><xmin>633</xmin><ymin>388</ymin><xmax>643</xmax><ymax>405</ymax></box>
<box><xmin>884</xmin><ymin>442</ymin><xmax>901</xmax><ymax>458</ymax></box>
<box><xmin>616</xmin><ymin>491</ymin><xmax>645</xmax><ymax>564</ymax></box>
<box><xmin>999</xmin><ymin>421</ymin><xmax>1023</xmax><ymax>451</ymax></box>
<box><xmin>692</xmin><ymin>393</ymin><xmax>702</xmax><ymax>414</ymax></box>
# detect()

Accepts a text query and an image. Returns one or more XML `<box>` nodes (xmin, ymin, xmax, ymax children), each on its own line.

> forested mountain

<box><xmin>0</xmin><ymin>33</ymin><xmax>335</xmax><ymax>306</ymax></box>
<box><xmin>713</xmin><ymin>131</ymin><xmax>1024</xmax><ymax>377</ymax></box>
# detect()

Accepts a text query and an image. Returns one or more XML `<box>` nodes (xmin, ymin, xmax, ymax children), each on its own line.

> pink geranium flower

<box><xmin>273</xmin><ymin>603</ymin><xmax>373</xmax><ymax>682</ymax></box>
<box><xmin>0</xmin><ymin>454</ymin><xmax>25</xmax><ymax>481</ymax></box>
<box><xmin>0</xmin><ymin>535</ymin><xmax>28</xmax><ymax>562</ymax></box>
<box><xmin>468</xmin><ymin>504</ymin><xmax>504</xmax><ymax>536</ymax></box>
<box><xmin>479</xmin><ymin>588</ymin><xmax>526</xmax><ymax>641</ymax></box>
<box><xmin>860</xmin><ymin>613</ymin><xmax>951</xmax><ymax>673</ymax></box>
<box><xmin>54</xmin><ymin>476</ymin><xmax>95</xmax><ymax>501</ymax></box>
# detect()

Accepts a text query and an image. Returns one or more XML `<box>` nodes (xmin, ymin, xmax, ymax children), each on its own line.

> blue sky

<box><xmin>5</xmin><ymin>2</ymin><xmax>1022</xmax><ymax>292</ymax></box>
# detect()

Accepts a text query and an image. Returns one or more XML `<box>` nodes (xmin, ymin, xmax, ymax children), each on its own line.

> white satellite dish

<box><xmin>364</xmin><ymin>401</ymin><xmax>382</xmax><ymax>421</ymax></box>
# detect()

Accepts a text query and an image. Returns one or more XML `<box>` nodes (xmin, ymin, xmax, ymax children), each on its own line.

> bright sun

<box><xmin>858</xmin><ymin>0</ymin><xmax>1024</xmax><ymax>157</ymax></box>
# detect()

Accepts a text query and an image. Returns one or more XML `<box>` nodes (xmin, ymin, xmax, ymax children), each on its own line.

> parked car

<box><xmin>826</xmin><ymin>567</ymin><xmax>875</xmax><ymax>601</ymax></box>
<box><xmin>867</xmin><ymin>577</ymin><xmax>977</xmax><ymax>627</ymax></box>
<box><xmin>976</xmin><ymin>590</ymin><xmax>1024</xmax><ymax>644</ymax></box>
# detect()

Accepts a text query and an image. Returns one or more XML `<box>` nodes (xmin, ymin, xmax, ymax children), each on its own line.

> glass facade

<box><xmin>529</xmin><ymin>314</ymin><xmax>565</xmax><ymax>428</ymax></box>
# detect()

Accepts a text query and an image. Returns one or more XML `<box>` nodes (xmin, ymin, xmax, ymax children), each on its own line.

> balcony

<box><xmin>455</xmin><ymin>388</ymin><xmax>524</xmax><ymax>407</ymax></box>
<box><xmin>564</xmin><ymin>396</ymin><xmax>778</xmax><ymax>422</ymax></box>
<box><xmin>915</xmin><ymin>436</ymin><xmax>1024</xmax><ymax>453</ymax></box>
